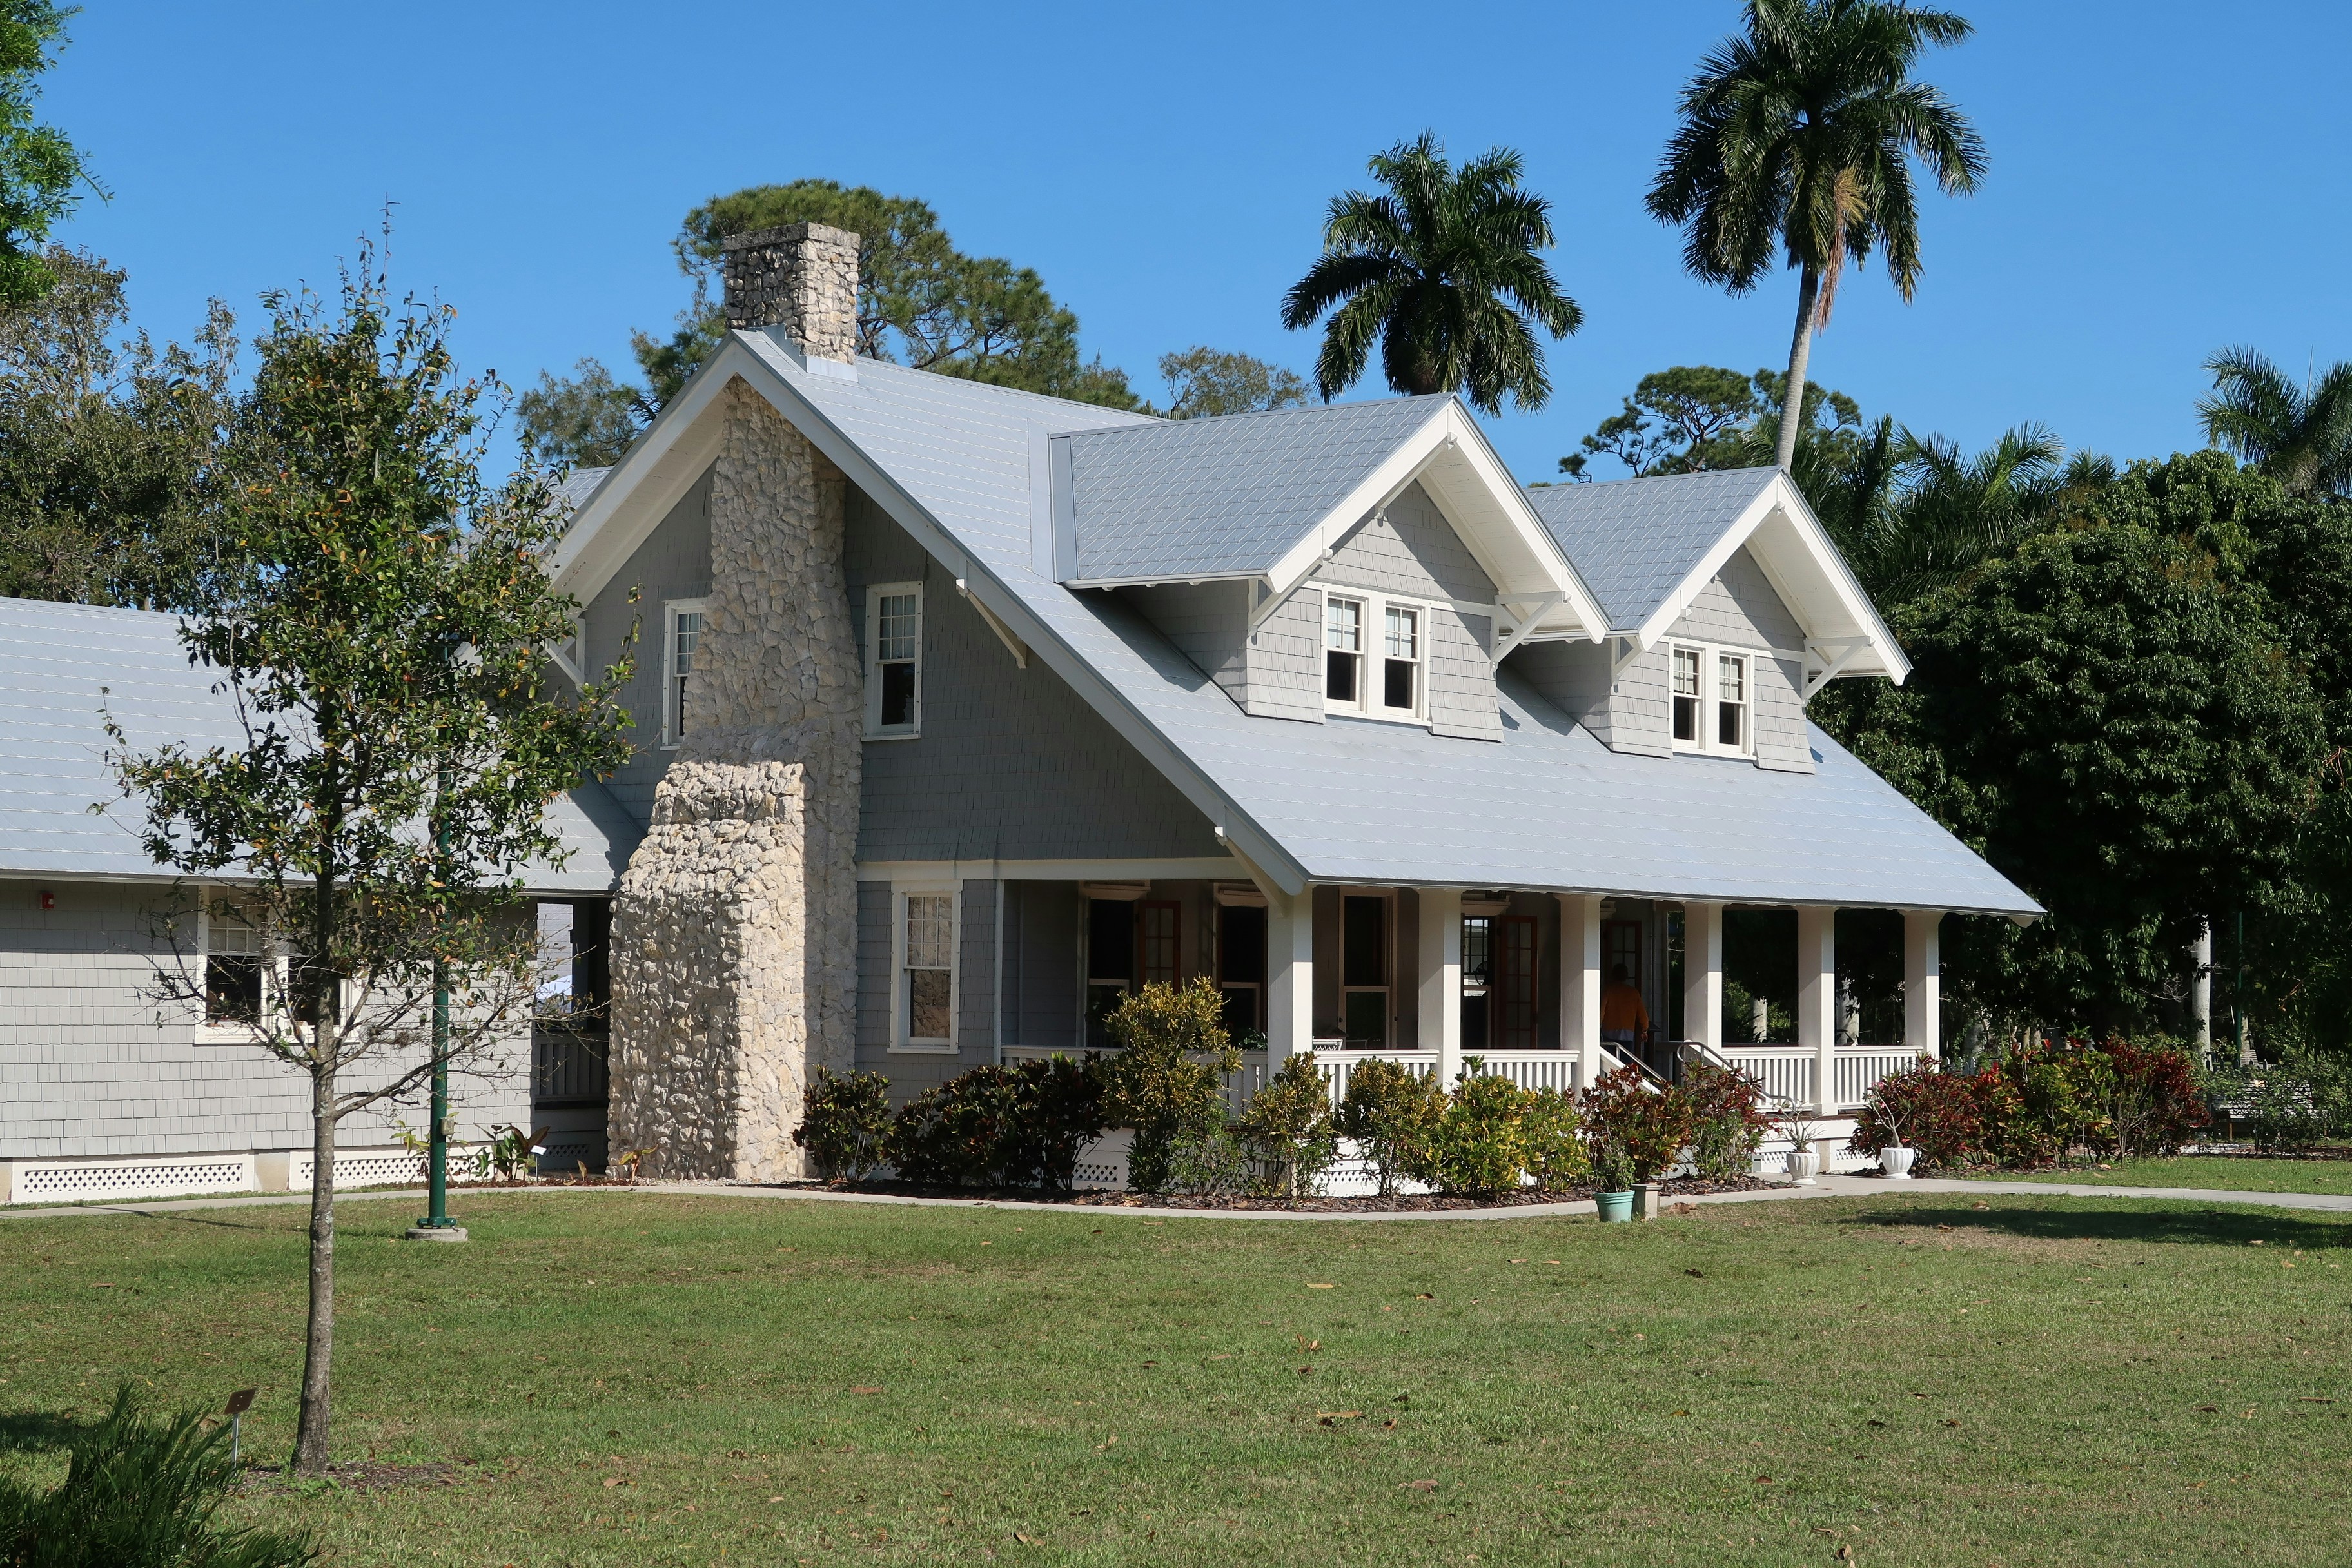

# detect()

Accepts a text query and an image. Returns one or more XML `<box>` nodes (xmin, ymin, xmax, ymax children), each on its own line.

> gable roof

<box><xmin>0</xmin><ymin>596</ymin><xmax>637</xmax><ymax>890</ymax></box>
<box><xmin>1525</xmin><ymin>467</ymin><xmax>1909</xmax><ymax>684</ymax></box>
<box><xmin>550</xmin><ymin>333</ymin><xmax>2024</xmax><ymax>914</ymax></box>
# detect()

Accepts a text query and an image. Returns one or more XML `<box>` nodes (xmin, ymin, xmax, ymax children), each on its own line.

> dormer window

<box><xmin>1670</xmin><ymin>641</ymin><xmax>1755</xmax><ymax>758</ymax></box>
<box><xmin>1324</xmin><ymin>589</ymin><xmax>1429</xmax><ymax>722</ymax></box>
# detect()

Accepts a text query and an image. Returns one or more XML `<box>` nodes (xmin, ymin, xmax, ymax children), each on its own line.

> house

<box><xmin>0</xmin><ymin>220</ymin><xmax>2037</xmax><ymax>1202</ymax></box>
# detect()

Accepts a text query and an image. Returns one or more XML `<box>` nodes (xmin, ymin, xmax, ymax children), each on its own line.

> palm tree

<box><xmin>2199</xmin><ymin>346</ymin><xmax>2352</xmax><ymax>498</ymax></box>
<box><xmin>1280</xmin><ymin>133</ymin><xmax>1581</xmax><ymax>415</ymax></box>
<box><xmin>1647</xmin><ymin>0</ymin><xmax>1986</xmax><ymax>472</ymax></box>
<box><xmin>1860</xmin><ymin>424</ymin><xmax>2065</xmax><ymax>603</ymax></box>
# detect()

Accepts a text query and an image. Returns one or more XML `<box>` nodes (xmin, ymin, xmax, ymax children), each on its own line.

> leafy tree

<box><xmin>1563</xmin><ymin>364</ymin><xmax>1759</xmax><ymax>477</ymax></box>
<box><xmin>1153</xmin><ymin>346</ymin><xmax>1309</xmax><ymax>419</ymax></box>
<box><xmin>2197</xmin><ymin>345</ymin><xmax>2352</xmax><ymax>498</ymax></box>
<box><xmin>513</xmin><ymin>355</ymin><xmax>645</xmax><ymax>471</ymax></box>
<box><xmin>0</xmin><ymin>0</ymin><xmax>97</xmax><ymax>304</ymax></box>
<box><xmin>1647</xmin><ymin>0</ymin><xmax>1985</xmax><ymax>471</ymax></box>
<box><xmin>1280</xmin><ymin>132</ymin><xmax>1581</xmax><ymax>415</ymax></box>
<box><xmin>1856</xmin><ymin>422</ymin><xmax>2068</xmax><ymax>603</ymax></box>
<box><xmin>0</xmin><ymin>246</ymin><xmax>236</xmax><ymax>607</ymax></box>
<box><xmin>105</xmin><ymin>244</ymin><xmax>634</xmax><ymax>1472</ymax></box>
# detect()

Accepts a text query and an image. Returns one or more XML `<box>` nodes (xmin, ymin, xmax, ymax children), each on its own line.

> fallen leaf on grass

<box><xmin>1208</xmin><ymin>1354</ymin><xmax>1232</xmax><ymax>1361</ymax></box>
<box><xmin>2198</xmin><ymin>1405</ymin><xmax>2218</xmax><ymax>1413</ymax></box>
<box><xmin>1685</xmin><ymin>1269</ymin><xmax>1705</xmax><ymax>1279</ymax></box>
<box><xmin>1835</xmin><ymin>1547</ymin><xmax>1854</xmax><ymax>1562</ymax></box>
<box><xmin>1666</xmin><ymin>1202</ymin><xmax>1697</xmax><ymax>1215</ymax></box>
<box><xmin>1306</xmin><ymin>1282</ymin><xmax>1335</xmax><ymax>1289</ymax></box>
<box><xmin>1381</xmin><ymin>1419</ymin><xmax>1397</xmax><ymax>1430</ymax></box>
<box><xmin>1510</xmin><ymin>1258</ymin><xmax>1527</xmax><ymax>1264</ymax></box>
<box><xmin>1013</xmin><ymin>1532</ymin><xmax>1038</xmax><ymax>1545</ymax></box>
<box><xmin>2301</xmin><ymin>1396</ymin><xmax>2335</xmax><ymax>1404</ymax></box>
<box><xmin>1942</xmin><ymin>1419</ymin><xmax>1961</xmax><ymax>1427</ymax></box>
<box><xmin>1753</xmin><ymin>1476</ymin><xmax>1773</xmax><ymax>1484</ymax></box>
<box><xmin>602</xmin><ymin>1477</ymin><xmax>627</xmax><ymax>1488</ymax></box>
<box><xmin>1415</xmin><ymin>1292</ymin><xmax>1435</xmax><ymax>1300</ymax></box>
<box><xmin>1400</xmin><ymin>1480</ymin><xmax>1438</xmax><ymax>1492</ymax></box>
<box><xmin>769</xmin><ymin>1495</ymin><xmax>785</xmax><ymax>1503</ymax></box>
<box><xmin>1671</xmin><ymin>1409</ymin><xmax>1689</xmax><ymax>1417</ymax></box>
<box><xmin>1972</xmin><ymin>1201</ymin><xmax>1990</xmax><ymax>1211</ymax></box>
<box><xmin>1297</xmin><ymin>1367</ymin><xmax>1314</xmax><ymax>1377</ymax></box>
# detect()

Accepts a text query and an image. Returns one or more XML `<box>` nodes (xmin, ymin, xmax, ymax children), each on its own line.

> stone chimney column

<box><xmin>721</xmin><ymin>223</ymin><xmax>861</xmax><ymax>363</ymax></box>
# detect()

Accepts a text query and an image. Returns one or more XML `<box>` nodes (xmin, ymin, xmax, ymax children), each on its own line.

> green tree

<box><xmin>104</xmin><ymin>244</ymin><xmax>634</xmax><ymax>1473</ymax></box>
<box><xmin>0</xmin><ymin>0</ymin><xmax>97</xmax><ymax>304</ymax></box>
<box><xmin>2197</xmin><ymin>346</ymin><xmax>2352</xmax><ymax>498</ymax></box>
<box><xmin>0</xmin><ymin>246</ymin><xmax>236</xmax><ymax>607</ymax></box>
<box><xmin>1856</xmin><ymin>422</ymin><xmax>2068</xmax><ymax>603</ymax></box>
<box><xmin>1647</xmin><ymin>0</ymin><xmax>1985</xmax><ymax>471</ymax></box>
<box><xmin>1280</xmin><ymin>132</ymin><xmax>1581</xmax><ymax>415</ymax></box>
<box><xmin>1153</xmin><ymin>346</ymin><xmax>1309</xmax><ymax>419</ymax></box>
<box><xmin>1564</xmin><ymin>364</ymin><xmax>1760</xmax><ymax>478</ymax></box>
<box><xmin>513</xmin><ymin>355</ymin><xmax>645</xmax><ymax>471</ymax></box>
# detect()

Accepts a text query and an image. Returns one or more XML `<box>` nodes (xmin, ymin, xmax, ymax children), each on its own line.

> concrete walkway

<box><xmin>8</xmin><ymin>1171</ymin><xmax>2352</xmax><ymax>1224</ymax></box>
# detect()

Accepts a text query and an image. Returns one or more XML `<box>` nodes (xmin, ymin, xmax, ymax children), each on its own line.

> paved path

<box><xmin>8</xmin><ymin>1171</ymin><xmax>2352</xmax><ymax>1224</ymax></box>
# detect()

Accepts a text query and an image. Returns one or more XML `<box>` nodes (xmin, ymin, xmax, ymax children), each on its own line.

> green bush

<box><xmin>887</xmin><ymin>1058</ymin><xmax>1106</xmax><ymax>1190</ymax></box>
<box><xmin>792</xmin><ymin>1068</ymin><xmax>893</xmax><ymax>1180</ymax></box>
<box><xmin>1237</xmin><ymin>1053</ymin><xmax>1340</xmax><ymax>1197</ymax></box>
<box><xmin>0</xmin><ymin>1383</ymin><xmax>315</xmax><ymax>1567</ymax></box>
<box><xmin>2213</xmin><ymin>1053</ymin><xmax>2351</xmax><ymax>1153</ymax></box>
<box><xmin>1407</xmin><ymin>1070</ymin><xmax>1534</xmax><ymax>1197</ymax></box>
<box><xmin>1580</xmin><ymin>1065</ymin><xmax>1694</xmax><ymax>1183</ymax></box>
<box><xmin>1333</xmin><ymin>1057</ymin><xmax>1442</xmax><ymax>1196</ymax></box>
<box><xmin>1681</xmin><ymin>1061</ymin><xmax>1772</xmax><ymax>1179</ymax></box>
<box><xmin>1162</xmin><ymin>1126</ymin><xmax>1255</xmax><ymax>1197</ymax></box>
<box><xmin>1990</xmin><ymin>1041</ymin><xmax>2117</xmax><ymax>1164</ymax></box>
<box><xmin>1521</xmin><ymin>1086</ymin><xmax>1589</xmax><ymax>1192</ymax></box>
<box><xmin>1099</xmin><ymin>979</ymin><xmax>1240</xmax><ymax>1193</ymax></box>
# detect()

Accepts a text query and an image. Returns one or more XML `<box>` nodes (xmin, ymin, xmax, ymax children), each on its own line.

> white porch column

<box><xmin>1683</xmin><ymin>901</ymin><xmax>1723</xmax><ymax>1050</ymax></box>
<box><xmin>1417</xmin><ymin>888</ymin><xmax>1463</xmax><ymax>1089</ymax></box>
<box><xmin>1798</xmin><ymin>906</ymin><xmax>1837</xmax><ymax>1113</ymax></box>
<box><xmin>1266</xmin><ymin>889</ymin><xmax>1316</xmax><ymax>1061</ymax></box>
<box><xmin>1903</xmin><ymin>910</ymin><xmax>1942</xmax><ymax>1063</ymax></box>
<box><xmin>1559</xmin><ymin>893</ymin><xmax>1603</xmax><ymax>1088</ymax></box>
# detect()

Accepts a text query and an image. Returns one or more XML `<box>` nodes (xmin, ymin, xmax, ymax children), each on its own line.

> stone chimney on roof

<box><xmin>720</xmin><ymin>222</ymin><xmax>861</xmax><ymax>364</ymax></box>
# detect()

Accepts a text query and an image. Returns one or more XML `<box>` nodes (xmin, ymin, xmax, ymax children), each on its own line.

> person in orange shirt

<box><xmin>1600</xmin><ymin>963</ymin><xmax>1649</xmax><ymax>1046</ymax></box>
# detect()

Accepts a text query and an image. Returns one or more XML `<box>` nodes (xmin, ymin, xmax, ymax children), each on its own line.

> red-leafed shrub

<box><xmin>1848</xmin><ymin>1057</ymin><xmax>1986</xmax><ymax>1170</ymax></box>
<box><xmin>1582</xmin><ymin>1066</ymin><xmax>1694</xmax><ymax>1184</ymax></box>
<box><xmin>1681</xmin><ymin>1061</ymin><xmax>1774</xmax><ymax>1179</ymax></box>
<box><xmin>2092</xmin><ymin>1036</ymin><xmax>2209</xmax><ymax>1157</ymax></box>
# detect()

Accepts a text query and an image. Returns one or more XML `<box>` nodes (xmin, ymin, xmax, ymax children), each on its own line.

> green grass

<box><xmin>3</xmin><ymin>1191</ymin><xmax>2350</xmax><ymax>1567</ymax></box>
<box><xmin>1955</xmin><ymin>1155</ymin><xmax>2352</xmax><ymax>1196</ymax></box>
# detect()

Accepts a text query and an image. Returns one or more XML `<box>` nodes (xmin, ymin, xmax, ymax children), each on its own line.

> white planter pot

<box><xmin>1785</xmin><ymin>1148</ymin><xmax>1821</xmax><ymax>1186</ymax></box>
<box><xmin>1880</xmin><ymin>1145</ymin><xmax>1917</xmax><ymax>1180</ymax></box>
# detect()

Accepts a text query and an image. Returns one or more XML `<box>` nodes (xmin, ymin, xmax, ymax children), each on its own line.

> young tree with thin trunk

<box><xmin>1646</xmin><ymin>0</ymin><xmax>1985</xmax><ymax>472</ymax></box>
<box><xmin>104</xmin><ymin>244</ymin><xmax>633</xmax><ymax>1474</ymax></box>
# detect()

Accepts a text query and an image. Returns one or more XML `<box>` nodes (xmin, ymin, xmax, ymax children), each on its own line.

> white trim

<box><xmin>545</xmin><ymin>613</ymin><xmax>586</xmax><ymax>689</ymax></box>
<box><xmin>1318</xmin><ymin>587</ymin><xmax>1432</xmax><ymax>725</ymax></box>
<box><xmin>863</xmin><ymin>581</ymin><xmax>925</xmax><ymax>739</ymax></box>
<box><xmin>660</xmin><ymin>597</ymin><xmax>708</xmax><ymax>749</ymax></box>
<box><xmin>1308</xmin><ymin>571</ymin><xmax>1498</xmax><ymax>624</ymax></box>
<box><xmin>1665</xmin><ymin>640</ymin><xmax>1757</xmax><ymax>760</ymax></box>
<box><xmin>856</xmin><ymin>857</ymin><xmax>1244</xmax><ymax>883</ymax></box>
<box><xmin>956</xmin><ymin>577</ymin><xmax>1029</xmax><ymax>669</ymax></box>
<box><xmin>890</xmin><ymin>879</ymin><xmax>959</xmax><ymax>1054</ymax></box>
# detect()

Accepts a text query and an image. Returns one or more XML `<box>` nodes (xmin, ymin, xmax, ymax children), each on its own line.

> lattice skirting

<box><xmin>3</xmin><ymin>1144</ymin><xmax>495</xmax><ymax>1204</ymax></box>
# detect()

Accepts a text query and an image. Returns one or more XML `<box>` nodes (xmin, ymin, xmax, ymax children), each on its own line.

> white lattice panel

<box><xmin>291</xmin><ymin>1149</ymin><xmax>437</xmax><ymax>1191</ymax></box>
<box><xmin>8</xmin><ymin>1154</ymin><xmax>256</xmax><ymax>1205</ymax></box>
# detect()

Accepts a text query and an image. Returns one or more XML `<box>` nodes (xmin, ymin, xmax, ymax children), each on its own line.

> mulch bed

<box><xmin>776</xmin><ymin>1173</ymin><xmax>1780</xmax><ymax>1212</ymax></box>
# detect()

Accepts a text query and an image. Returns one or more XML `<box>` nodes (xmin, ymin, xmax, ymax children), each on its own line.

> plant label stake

<box><xmin>224</xmin><ymin>1388</ymin><xmax>257</xmax><ymax>1466</ymax></box>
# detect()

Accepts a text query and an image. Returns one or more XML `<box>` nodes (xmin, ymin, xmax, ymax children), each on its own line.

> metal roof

<box><xmin>1061</xmin><ymin>398</ymin><xmax>1449</xmax><ymax>583</ymax></box>
<box><xmin>715</xmin><ymin>338</ymin><xmax>2035</xmax><ymax>916</ymax></box>
<box><xmin>556</xmin><ymin>466</ymin><xmax>613</xmax><ymax>512</ymax></box>
<box><xmin>0</xmin><ymin>596</ymin><xmax>637</xmax><ymax>891</ymax></box>
<box><xmin>1523</xmin><ymin>467</ymin><xmax>1781</xmax><ymax>633</ymax></box>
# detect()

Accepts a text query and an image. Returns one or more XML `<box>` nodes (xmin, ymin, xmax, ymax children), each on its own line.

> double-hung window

<box><xmin>663</xmin><ymin>598</ymin><xmax>707</xmax><ymax>747</ymax></box>
<box><xmin>896</xmin><ymin>886</ymin><xmax>956</xmax><ymax>1051</ymax></box>
<box><xmin>1667</xmin><ymin>642</ymin><xmax>1755</xmax><ymax>758</ymax></box>
<box><xmin>865</xmin><ymin>582</ymin><xmax>923</xmax><ymax>738</ymax></box>
<box><xmin>1324</xmin><ymin>591</ymin><xmax>1430</xmax><ymax>722</ymax></box>
<box><xmin>202</xmin><ymin>902</ymin><xmax>268</xmax><ymax>1028</ymax></box>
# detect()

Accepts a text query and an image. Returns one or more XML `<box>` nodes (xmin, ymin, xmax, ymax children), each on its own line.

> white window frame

<box><xmin>865</xmin><ymin>582</ymin><xmax>924</xmax><ymax>740</ymax></box>
<box><xmin>1667</xmin><ymin>640</ymin><xmax>1758</xmax><ymax>759</ymax></box>
<box><xmin>891</xmin><ymin>881</ymin><xmax>959</xmax><ymax>1054</ymax></box>
<box><xmin>1322</xmin><ymin>589</ymin><xmax>1432</xmax><ymax>724</ymax></box>
<box><xmin>662</xmin><ymin>597</ymin><xmax>707</xmax><ymax>750</ymax></box>
<box><xmin>193</xmin><ymin>893</ymin><xmax>356</xmax><ymax>1043</ymax></box>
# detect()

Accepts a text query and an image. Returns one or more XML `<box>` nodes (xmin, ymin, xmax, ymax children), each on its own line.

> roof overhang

<box><xmin>1625</xmin><ymin>471</ymin><xmax>1910</xmax><ymax>687</ymax></box>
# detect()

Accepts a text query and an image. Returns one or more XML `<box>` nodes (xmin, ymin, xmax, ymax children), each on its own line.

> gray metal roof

<box><xmin>556</xmin><ymin>466</ymin><xmax>612</xmax><ymax>512</ymax></box>
<box><xmin>0</xmin><ymin>596</ymin><xmax>637</xmax><ymax>891</ymax></box>
<box><xmin>736</xmin><ymin>338</ymin><xmax>2036</xmax><ymax>916</ymax></box>
<box><xmin>1061</xmin><ymin>398</ymin><xmax>1449</xmax><ymax>583</ymax></box>
<box><xmin>1524</xmin><ymin>467</ymin><xmax>1780</xmax><ymax>632</ymax></box>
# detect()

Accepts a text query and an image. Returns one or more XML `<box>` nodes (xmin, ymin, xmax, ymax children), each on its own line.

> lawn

<box><xmin>3</xmin><ymin>1190</ymin><xmax>2349</xmax><ymax>1567</ymax></box>
<box><xmin>1955</xmin><ymin>1155</ymin><xmax>2352</xmax><ymax>1197</ymax></box>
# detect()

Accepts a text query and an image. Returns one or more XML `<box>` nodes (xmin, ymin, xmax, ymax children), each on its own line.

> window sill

<box><xmin>1324</xmin><ymin>708</ymin><xmax>1431</xmax><ymax>729</ymax></box>
<box><xmin>889</xmin><ymin>1040</ymin><xmax>957</xmax><ymax>1055</ymax></box>
<box><xmin>864</xmin><ymin>729</ymin><xmax>921</xmax><ymax>743</ymax></box>
<box><xmin>193</xmin><ymin>1024</ymin><xmax>268</xmax><ymax>1048</ymax></box>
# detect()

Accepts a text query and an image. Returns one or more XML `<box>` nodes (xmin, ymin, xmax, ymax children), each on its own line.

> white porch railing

<box><xmin>1718</xmin><ymin>1046</ymin><xmax>1813</xmax><ymax>1108</ymax></box>
<box><xmin>1714</xmin><ymin>1044</ymin><xmax>1926</xmax><ymax>1110</ymax></box>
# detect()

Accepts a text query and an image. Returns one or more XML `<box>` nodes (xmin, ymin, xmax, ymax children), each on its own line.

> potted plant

<box><xmin>1874</xmin><ymin>1092</ymin><xmax>1916</xmax><ymax>1179</ymax></box>
<box><xmin>1779</xmin><ymin>1107</ymin><xmax>1821</xmax><ymax>1185</ymax></box>
<box><xmin>1591</xmin><ymin>1137</ymin><xmax>1636</xmax><ymax>1222</ymax></box>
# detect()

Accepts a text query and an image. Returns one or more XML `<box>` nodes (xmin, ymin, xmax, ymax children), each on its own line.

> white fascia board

<box><xmin>1429</xmin><ymin>403</ymin><xmax>1607</xmax><ymax>640</ymax></box>
<box><xmin>547</xmin><ymin>350</ymin><xmax>739</xmax><ymax>602</ymax></box>
<box><xmin>1260</xmin><ymin>404</ymin><xmax>1452</xmax><ymax>598</ymax></box>
<box><xmin>720</xmin><ymin>337</ymin><xmax>1311</xmax><ymax>897</ymax></box>
<box><xmin>1627</xmin><ymin>473</ymin><xmax>1909</xmax><ymax>685</ymax></box>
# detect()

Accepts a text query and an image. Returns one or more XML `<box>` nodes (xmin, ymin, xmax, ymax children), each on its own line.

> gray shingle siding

<box><xmin>580</xmin><ymin>468</ymin><xmax>713</xmax><ymax>827</ymax></box>
<box><xmin>1307</xmin><ymin>482</ymin><xmax>1500</xmax><ymax>741</ymax></box>
<box><xmin>0</xmin><ymin>878</ymin><xmax>525</xmax><ymax>1161</ymax></box>
<box><xmin>1243</xmin><ymin>587</ymin><xmax>1322</xmax><ymax>721</ymax></box>
<box><xmin>1660</xmin><ymin>547</ymin><xmax>1813</xmax><ymax>774</ymax></box>
<box><xmin>1505</xmin><ymin>640</ymin><xmax>1614</xmax><ymax>745</ymax></box>
<box><xmin>847</xmin><ymin>488</ymin><xmax>1223</xmax><ymax>863</ymax></box>
<box><xmin>1123</xmin><ymin>582</ymin><xmax>1247</xmax><ymax>707</ymax></box>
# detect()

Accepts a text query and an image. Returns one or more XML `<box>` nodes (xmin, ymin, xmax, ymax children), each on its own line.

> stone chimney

<box><xmin>720</xmin><ymin>223</ymin><xmax>861</xmax><ymax>363</ymax></box>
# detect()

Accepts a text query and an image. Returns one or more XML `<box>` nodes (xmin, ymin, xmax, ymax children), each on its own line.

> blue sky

<box><xmin>46</xmin><ymin>1</ymin><xmax>2352</xmax><ymax>483</ymax></box>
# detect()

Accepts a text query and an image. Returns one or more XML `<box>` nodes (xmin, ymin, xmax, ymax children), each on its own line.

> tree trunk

<box><xmin>292</xmin><ymin>1061</ymin><xmax>337</xmax><ymax>1473</ymax></box>
<box><xmin>1776</xmin><ymin>260</ymin><xmax>1822</xmax><ymax>473</ymax></box>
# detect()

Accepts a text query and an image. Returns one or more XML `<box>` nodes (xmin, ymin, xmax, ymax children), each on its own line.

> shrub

<box><xmin>1581</xmin><ymin>1065</ymin><xmax>1694</xmax><ymax>1183</ymax></box>
<box><xmin>2093</xmin><ymin>1037</ymin><xmax>2208</xmax><ymax>1157</ymax></box>
<box><xmin>1163</xmin><ymin>1125</ymin><xmax>1255</xmax><ymax>1197</ymax></box>
<box><xmin>1334</xmin><ymin>1057</ymin><xmax>1442</xmax><ymax>1196</ymax></box>
<box><xmin>1407</xmin><ymin>1070</ymin><xmax>1535</xmax><ymax>1196</ymax></box>
<box><xmin>1099</xmin><ymin>979</ymin><xmax>1240</xmax><ymax>1193</ymax></box>
<box><xmin>1849</xmin><ymin>1058</ymin><xmax>1987</xmax><ymax>1169</ymax></box>
<box><xmin>1237</xmin><ymin>1053</ymin><xmax>1340</xmax><ymax>1197</ymax></box>
<box><xmin>2217</xmin><ymin>1054</ymin><xmax>2352</xmax><ymax>1153</ymax></box>
<box><xmin>1522</xmin><ymin>1086</ymin><xmax>1589</xmax><ymax>1192</ymax></box>
<box><xmin>1987</xmin><ymin>1040</ymin><xmax>2118</xmax><ymax>1165</ymax></box>
<box><xmin>887</xmin><ymin>1057</ymin><xmax>1106</xmax><ymax>1190</ymax></box>
<box><xmin>1681</xmin><ymin>1061</ymin><xmax>1772</xmax><ymax>1180</ymax></box>
<box><xmin>0</xmin><ymin>1383</ymin><xmax>316</xmax><ymax>1567</ymax></box>
<box><xmin>792</xmin><ymin>1068</ymin><xmax>893</xmax><ymax>1180</ymax></box>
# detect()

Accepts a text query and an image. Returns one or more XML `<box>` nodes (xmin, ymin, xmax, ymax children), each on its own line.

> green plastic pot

<box><xmin>1596</xmin><ymin>1190</ymin><xmax>1636</xmax><ymax>1223</ymax></box>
